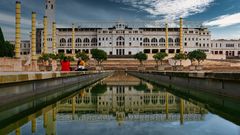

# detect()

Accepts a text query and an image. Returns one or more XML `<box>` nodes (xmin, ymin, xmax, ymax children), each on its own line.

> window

<box><xmin>226</xmin><ymin>44</ymin><xmax>234</xmax><ymax>47</ymax></box>
<box><xmin>168</xmin><ymin>38</ymin><xmax>173</xmax><ymax>46</ymax></box>
<box><xmin>151</xmin><ymin>38</ymin><xmax>158</xmax><ymax>46</ymax></box>
<box><xmin>116</xmin><ymin>36</ymin><xmax>125</xmax><ymax>46</ymax></box>
<box><xmin>60</xmin><ymin>38</ymin><xmax>66</xmax><ymax>47</ymax></box>
<box><xmin>83</xmin><ymin>38</ymin><xmax>90</xmax><ymax>46</ymax></box>
<box><xmin>75</xmin><ymin>38</ymin><xmax>82</xmax><ymax>47</ymax></box>
<box><xmin>67</xmin><ymin>38</ymin><xmax>72</xmax><ymax>46</ymax></box>
<box><xmin>51</xmin><ymin>4</ymin><xmax>53</xmax><ymax>9</ymax></box>
<box><xmin>143</xmin><ymin>38</ymin><xmax>150</xmax><ymax>46</ymax></box>
<box><xmin>91</xmin><ymin>38</ymin><xmax>97</xmax><ymax>46</ymax></box>
<box><xmin>159</xmin><ymin>38</ymin><xmax>165</xmax><ymax>46</ymax></box>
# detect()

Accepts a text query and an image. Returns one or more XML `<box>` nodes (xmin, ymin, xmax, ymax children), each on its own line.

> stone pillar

<box><xmin>180</xmin><ymin>98</ymin><xmax>184</xmax><ymax>125</ymax></box>
<box><xmin>44</xmin><ymin>113</ymin><xmax>48</xmax><ymax>128</ymax></box>
<box><xmin>16</xmin><ymin>128</ymin><xmax>21</xmax><ymax>135</ymax></box>
<box><xmin>31</xmin><ymin>12</ymin><xmax>37</xmax><ymax>60</ymax></box>
<box><xmin>72</xmin><ymin>23</ymin><xmax>75</xmax><ymax>55</ymax></box>
<box><xmin>15</xmin><ymin>1</ymin><xmax>21</xmax><ymax>58</ymax></box>
<box><xmin>72</xmin><ymin>96</ymin><xmax>76</xmax><ymax>120</ymax></box>
<box><xmin>52</xmin><ymin>107</ymin><xmax>57</xmax><ymax>121</ymax></box>
<box><xmin>165</xmin><ymin>23</ymin><xmax>169</xmax><ymax>54</ymax></box>
<box><xmin>43</xmin><ymin>16</ymin><xmax>48</xmax><ymax>54</ymax></box>
<box><xmin>165</xmin><ymin>93</ymin><xmax>169</xmax><ymax>119</ymax></box>
<box><xmin>31</xmin><ymin>118</ymin><xmax>36</xmax><ymax>133</ymax></box>
<box><xmin>52</xmin><ymin>22</ymin><xmax>56</xmax><ymax>54</ymax></box>
<box><xmin>179</xmin><ymin>18</ymin><xmax>184</xmax><ymax>53</ymax></box>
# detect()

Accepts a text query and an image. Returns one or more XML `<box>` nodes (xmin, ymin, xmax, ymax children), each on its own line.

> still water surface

<box><xmin>0</xmin><ymin>72</ymin><xmax>240</xmax><ymax>135</ymax></box>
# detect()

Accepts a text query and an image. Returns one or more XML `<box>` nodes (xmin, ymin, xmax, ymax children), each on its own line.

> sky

<box><xmin>0</xmin><ymin>0</ymin><xmax>240</xmax><ymax>40</ymax></box>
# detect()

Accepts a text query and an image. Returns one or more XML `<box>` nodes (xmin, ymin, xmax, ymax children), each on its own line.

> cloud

<box><xmin>0</xmin><ymin>12</ymin><xmax>32</xmax><ymax>26</ymax></box>
<box><xmin>203</xmin><ymin>12</ymin><xmax>240</xmax><ymax>27</ymax></box>
<box><xmin>111</xmin><ymin>0</ymin><xmax>214</xmax><ymax>20</ymax></box>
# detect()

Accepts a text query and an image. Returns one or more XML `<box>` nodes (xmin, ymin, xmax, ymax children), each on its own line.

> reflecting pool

<box><xmin>0</xmin><ymin>72</ymin><xmax>240</xmax><ymax>135</ymax></box>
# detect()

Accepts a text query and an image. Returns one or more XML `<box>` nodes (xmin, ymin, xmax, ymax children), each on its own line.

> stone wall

<box><xmin>0</xmin><ymin>58</ymin><xmax>22</xmax><ymax>72</ymax></box>
<box><xmin>128</xmin><ymin>71</ymin><xmax>240</xmax><ymax>99</ymax></box>
<box><xmin>0</xmin><ymin>71</ymin><xmax>112</xmax><ymax>106</ymax></box>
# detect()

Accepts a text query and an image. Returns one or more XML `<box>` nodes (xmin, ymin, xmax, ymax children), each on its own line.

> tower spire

<box><xmin>45</xmin><ymin>0</ymin><xmax>56</xmax><ymax>32</ymax></box>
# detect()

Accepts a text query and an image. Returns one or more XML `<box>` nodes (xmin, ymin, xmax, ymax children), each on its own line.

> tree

<box><xmin>0</xmin><ymin>27</ymin><xmax>5</xmax><ymax>43</ymax></box>
<box><xmin>187</xmin><ymin>51</ymin><xmax>195</xmax><ymax>65</ymax></box>
<box><xmin>48</xmin><ymin>53</ymin><xmax>58</xmax><ymax>60</ymax></box>
<box><xmin>57</xmin><ymin>53</ymin><xmax>65</xmax><ymax>61</ymax></box>
<box><xmin>91</xmin><ymin>83</ymin><xmax>107</xmax><ymax>95</ymax></box>
<box><xmin>91</xmin><ymin>49</ymin><xmax>107</xmax><ymax>66</ymax></box>
<box><xmin>76</xmin><ymin>52</ymin><xmax>89</xmax><ymax>62</ymax></box>
<box><xmin>173</xmin><ymin>53</ymin><xmax>187</xmax><ymax>66</ymax></box>
<box><xmin>134</xmin><ymin>52</ymin><xmax>148</xmax><ymax>66</ymax></box>
<box><xmin>153</xmin><ymin>52</ymin><xmax>168</xmax><ymax>68</ymax></box>
<box><xmin>190</xmin><ymin>50</ymin><xmax>207</xmax><ymax>65</ymax></box>
<box><xmin>0</xmin><ymin>27</ymin><xmax>14</xmax><ymax>58</ymax></box>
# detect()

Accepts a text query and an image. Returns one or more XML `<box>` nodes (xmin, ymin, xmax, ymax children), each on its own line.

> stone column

<box><xmin>165</xmin><ymin>93</ymin><xmax>169</xmax><ymax>119</ymax></box>
<box><xmin>72</xmin><ymin>23</ymin><xmax>75</xmax><ymax>55</ymax></box>
<box><xmin>52</xmin><ymin>22</ymin><xmax>56</xmax><ymax>54</ymax></box>
<box><xmin>31</xmin><ymin>12</ymin><xmax>38</xmax><ymax>72</ymax></box>
<box><xmin>72</xmin><ymin>96</ymin><xmax>76</xmax><ymax>120</ymax></box>
<box><xmin>15</xmin><ymin>1</ymin><xmax>21</xmax><ymax>58</ymax></box>
<box><xmin>52</xmin><ymin>107</ymin><xmax>57</xmax><ymax>121</ymax></box>
<box><xmin>179</xmin><ymin>18</ymin><xmax>184</xmax><ymax>53</ymax></box>
<box><xmin>180</xmin><ymin>98</ymin><xmax>184</xmax><ymax>125</ymax></box>
<box><xmin>31</xmin><ymin>12</ymin><xmax>37</xmax><ymax>60</ymax></box>
<box><xmin>44</xmin><ymin>113</ymin><xmax>48</xmax><ymax>128</ymax></box>
<box><xmin>16</xmin><ymin>128</ymin><xmax>20</xmax><ymax>135</ymax></box>
<box><xmin>165</xmin><ymin>23</ymin><xmax>169</xmax><ymax>54</ymax></box>
<box><xmin>43</xmin><ymin>16</ymin><xmax>48</xmax><ymax>54</ymax></box>
<box><xmin>31</xmin><ymin>118</ymin><xmax>36</xmax><ymax>133</ymax></box>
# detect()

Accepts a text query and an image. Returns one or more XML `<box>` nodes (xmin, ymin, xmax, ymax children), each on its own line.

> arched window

<box><xmin>168</xmin><ymin>38</ymin><xmax>173</xmax><ymax>46</ymax></box>
<box><xmin>175</xmin><ymin>38</ymin><xmax>180</xmax><ymax>46</ymax></box>
<box><xmin>91</xmin><ymin>38</ymin><xmax>97</xmax><ymax>46</ymax></box>
<box><xmin>151</xmin><ymin>38</ymin><xmax>158</xmax><ymax>46</ymax></box>
<box><xmin>159</xmin><ymin>38</ymin><xmax>165</xmax><ymax>43</ymax></box>
<box><xmin>159</xmin><ymin>38</ymin><xmax>165</xmax><ymax>46</ymax></box>
<box><xmin>116</xmin><ymin>36</ymin><xmax>124</xmax><ymax>46</ymax></box>
<box><xmin>59</xmin><ymin>38</ymin><xmax>66</xmax><ymax>47</ymax></box>
<box><xmin>67</xmin><ymin>38</ymin><xmax>72</xmax><ymax>47</ymax></box>
<box><xmin>75</xmin><ymin>38</ymin><xmax>82</xmax><ymax>47</ymax></box>
<box><xmin>83</xmin><ymin>38</ymin><xmax>90</xmax><ymax>46</ymax></box>
<box><xmin>143</xmin><ymin>38</ymin><xmax>150</xmax><ymax>46</ymax></box>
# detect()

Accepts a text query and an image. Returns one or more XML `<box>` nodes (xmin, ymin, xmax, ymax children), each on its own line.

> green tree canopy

<box><xmin>134</xmin><ymin>52</ymin><xmax>148</xmax><ymax>65</ymax></box>
<box><xmin>0</xmin><ymin>27</ymin><xmax>5</xmax><ymax>43</ymax></box>
<box><xmin>188</xmin><ymin>50</ymin><xmax>207</xmax><ymax>65</ymax></box>
<box><xmin>0</xmin><ymin>27</ymin><xmax>14</xmax><ymax>58</ymax></box>
<box><xmin>173</xmin><ymin>53</ymin><xmax>187</xmax><ymax>66</ymax></box>
<box><xmin>91</xmin><ymin>83</ymin><xmax>107</xmax><ymax>95</ymax></box>
<box><xmin>76</xmin><ymin>52</ymin><xmax>89</xmax><ymax>62</ymax></box>
<box><xmin>187</xmin><ymin>51</ymin><xmax>195</xmax><ymax>65</ymax></box>
<box><xmin>153</xmin><ymin>52</ymin><xmax>168</xmax><ymax>66</ymax></box>
<box><xmin>91</xmin><ymin>49</ymin><xmax>107</xmax><ymax>65</ymax></box>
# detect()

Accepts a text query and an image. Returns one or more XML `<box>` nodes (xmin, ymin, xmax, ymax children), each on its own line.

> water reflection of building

<box><xmin>58</xmin><ymin>80</ymin><xmax>207</xmax><ymax>124</ymax></box>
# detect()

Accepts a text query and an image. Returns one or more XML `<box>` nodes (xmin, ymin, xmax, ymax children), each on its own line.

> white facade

<box><xmin>37</xmin><ymin>23</ymin><xmax>213</xmax><ymax>56</ymax></box>
<box><xmin>36</xmin><ymin>0</ymin><xmax>240</xmax><ymax>58</ymax></box>
<box><xmin>45</xmin><ymin>0</ymin><xmax>56</xmax><ymax>52</ymax></box>
<box><xmin>211</xmin><ymin>40</ymin><xmax>240</xmax><ymax>57</ymax></box>
<box><xmin>10</xmin><ymin>40</ymin><xmax>31</xmax><ymax>55</ymax></box>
